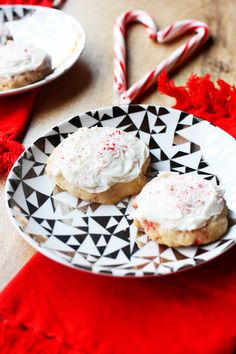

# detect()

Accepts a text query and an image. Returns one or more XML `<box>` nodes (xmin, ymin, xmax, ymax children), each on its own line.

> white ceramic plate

<box><xmin>0</xmin><ymin>5</ymin><xmax>85</xmax><ymax>96</ymax></box>
<box><xmin>5</xmin><ymin>105</ymin><xmax>236</xmax><ymax>276</ymax></box>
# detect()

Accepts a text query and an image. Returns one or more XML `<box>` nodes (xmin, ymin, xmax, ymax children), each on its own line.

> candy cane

<box><xmin>114</xmin><ymin>10</ymin><xmax>209</xmax><ymax>104</ymax></box>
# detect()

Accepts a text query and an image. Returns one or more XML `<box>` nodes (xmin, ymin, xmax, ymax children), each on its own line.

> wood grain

<box><xmin>1</xmin><ymin>0</ymin><xmax>235</xmax><ymax>290</ymax></box>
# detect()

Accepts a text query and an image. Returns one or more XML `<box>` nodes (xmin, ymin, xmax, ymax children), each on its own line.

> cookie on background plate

<box><xmin>0</xmin><ymin>42</ymin><xmax>52</xmax><ymax>90</ymax></box>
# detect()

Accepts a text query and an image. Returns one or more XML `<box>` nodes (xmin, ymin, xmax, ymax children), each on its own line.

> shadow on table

<box><xmin>34</xmin><ymin>58</ymin><xmax>93</xmax><ymax>115</ymax></box>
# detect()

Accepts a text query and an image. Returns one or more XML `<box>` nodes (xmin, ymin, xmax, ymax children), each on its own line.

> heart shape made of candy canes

<box><xmin>114</xmin><ymin>10</ymin><xmax>209</xmax><ymax>104</ymax></box>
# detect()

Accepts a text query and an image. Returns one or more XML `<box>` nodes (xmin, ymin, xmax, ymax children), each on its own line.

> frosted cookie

<box><xmin>45</xmin><ymin>127</ymin><xmax>150</xmax><ymax>204</ymax></box>
<box><xmin>0</xmin><ymin>42</ymin><xmax>52</xmax><ymax>90</ymax></box>
<box><xmin>131</xmin><ymin>172</ymin><xmax>228</xmax><ymax>247</ymax></box>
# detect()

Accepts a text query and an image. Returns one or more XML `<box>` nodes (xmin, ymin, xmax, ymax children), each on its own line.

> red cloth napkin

<box><xmin>0</xmin><ymin>248</ymin><xmax>236</xmax><ymax>353</ymax></box>
<box><xmin>1</xmin><ymin>73</ymin><xmax>236</xmax><ymax>353</ymax></box>
<box><xmin>157</xmin><ymin>71</ymin><xmax>236</xmax><ymax>138</ymax></box>
<box><xmin>0</xmin><ymin>91</ymin><xmax>37</xmax><ymax>175</ymax></box>
<box><xmin>0</xmin><ymin>0</ymin><xmax>63</xmax><ymax>7</ymax></box>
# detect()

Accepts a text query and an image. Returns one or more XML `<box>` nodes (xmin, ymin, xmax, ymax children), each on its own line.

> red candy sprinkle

<box><xmin>145</xmin><ymin>221</ymin><xmax>154</xmax><ymax>232</ymax></box>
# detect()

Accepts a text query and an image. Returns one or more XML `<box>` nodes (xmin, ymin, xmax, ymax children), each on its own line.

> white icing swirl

<box><xmin>0</xmin><ymin>42</ymin><xmax>52</xmax><ymax>77</ymax></box>
<box><xmin>48</xmin><ymin>127</ymin><xmax>149</xmax><ymax>193</ymax></box>
<box><xmin>131</xmin><ymin>172</ymin><xmax>225</xmax><ymax>231</ymax></box>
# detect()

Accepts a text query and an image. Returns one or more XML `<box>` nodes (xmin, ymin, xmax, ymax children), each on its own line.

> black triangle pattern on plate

<box><xmin>67</xmin><ymin>115</ymin><xmax>83</xmax><ymax>129</ymax></box>
<box><xmin>193</xmin><ymin>117</ymin><xmax>201</xmax><ymax>125</ymax></box>
<box><xmin>7</xmin><ymin>178</ymin><xmax>21</xmax><ymax>193</ymax></box>
<box><xmin>128</xmin><ymin>105</ymin><xmax>146</xmax><ymax>114</ymax></box>
<box><xmin>179</xmin><ymin>112</ymin><xmax>190</xmax><ymax>121</ymax></box>
<box><xmin>154</xmin><ymin>116</ymin><xmax>168</xmax><ymax>127</ymax></box>
<box><xmin>101</xmin><ymin>113</ymin><xmax>113</xmax><ymax>121</ymax></box>
<box><xmin>6</xmin><ymin>105</ymin><xmax>236</xmax><ymax>277</ymax></box>
<box><xmin>93</xmin><ymin>111</ymin><xmax>100</xmax><ymax>120</ymax></box>
<box><xmin>158</xmin><ymin>107</ymin><xmax>170</xmax><ymax>116</ymax></box>
<box><xmin>139</xmin><ymin>112</ymin><xmax>150</xmax><ymax>133</ymax></box>
<box><xmin>0</xmin><ymin>6</ymin><xmax>35</xmax><ymax>22</ymax></box>
<box><xmin>147</xmin><ymin>106</ymin><xmax>158</xmax><ymax>115</ymax></box>
<box><xmin>12</xmin><ymin>162</ymin><xmax>23</xmax><ymax>180</ymax></box>
<box><xmin>113</xmin><ymin>106</ymin><xmax>127</xmax><ymax>117</ymax></box>
<box><xmin>122</xmin><ymin>122</ymin><xmax>138</xmax><ymax>133</ymax></box>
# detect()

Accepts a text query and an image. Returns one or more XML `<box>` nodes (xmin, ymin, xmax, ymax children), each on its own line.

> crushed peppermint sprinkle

<box><xmin>144</xmin><ymin>221</ymin><xmax>155</xmax><ymax>232</ymax></box>
<box><xmin>97</xmin><ymin>131</ymin><xmax>129</xmax><ymax>155</ymax></box>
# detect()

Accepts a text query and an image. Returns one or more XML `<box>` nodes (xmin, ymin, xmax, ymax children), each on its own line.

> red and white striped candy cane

<box><xmin>114</xmin><ymin>10</ymin><xmax>209</xmax><ymax>104</ymax></box>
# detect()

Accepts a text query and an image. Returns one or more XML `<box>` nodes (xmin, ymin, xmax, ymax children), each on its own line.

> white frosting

<box><xmin>131</xmin><ymin>172</ymin><xmax>225</xmax><ymax>231</ymax></box>
<box><xmin>48</xmin><ymin>127</ymin><xmax>149</xmax><ymax>193</ymax></box>
<box><xmin>0</xmin><ymin>42</ymin><xmax>52</xmax><ymax>77</ymax></box>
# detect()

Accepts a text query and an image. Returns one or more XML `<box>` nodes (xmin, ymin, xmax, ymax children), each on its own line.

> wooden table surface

<box><xmin>1</xmin><ymin>0</ymin><xmax>235</xmax><ymax>290</ymax></box>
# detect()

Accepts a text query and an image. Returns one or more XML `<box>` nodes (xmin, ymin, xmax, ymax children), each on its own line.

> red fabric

<box><xmin>0</xmin><ymin>249</ymin><xmax>236</xmax><ymax>354</ymax></box>
<box><xmin>157</xmin><ymin>71</ymin><xmax>236</xmax><ymax>138</ymax></box>
<box><xmin>0</xmin><ymin>91</ymin><xmax>37</xmax><ymax>174</ymax></box>
<box><xmin>0</xmin><ymin>0</ymin><xmax>53</xmax><ymax>6</ymax></box>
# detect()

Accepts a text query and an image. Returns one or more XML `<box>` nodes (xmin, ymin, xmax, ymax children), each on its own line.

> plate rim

<box><xmin>5</xmin><ymin>104</ymin><xmax>236</xmax><ymax>277</ymax></box>
<box><xmin>0</xmin><ymin>4</ymin><xmax>86</xmax><ymax>96</ymax></box>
